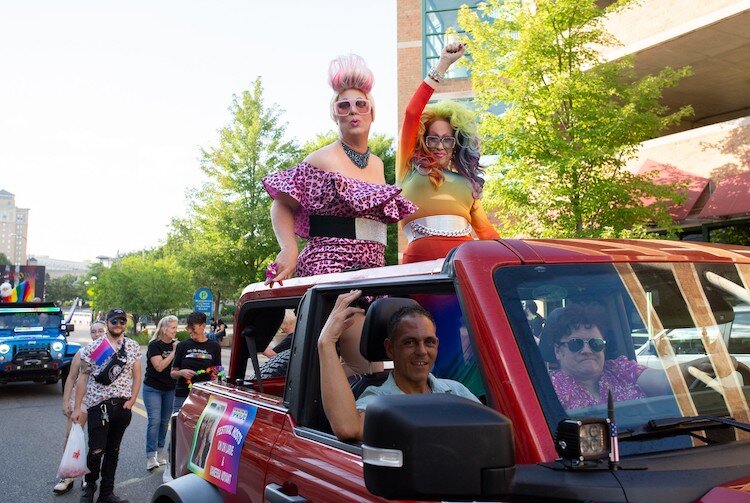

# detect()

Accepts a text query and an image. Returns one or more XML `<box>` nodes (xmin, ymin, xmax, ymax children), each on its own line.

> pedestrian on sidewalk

<box><xmin>170</xmin><ymin>311</ymin><xmax>222</xmax><ymax>412</ymax></box>
<box><xmin>54</xmin><ymin>321</ymin><xmax>106</xmax><ymax>495</ymax></box>
<box><xmin>162</xmin><ymin>312</ymin><xmax>222</xmax><ymax>483</ymax></box>
<box><xmin>143</xmin><ymin>315</ymin><xmax>178</xmax><ymax>471</ymax></box>
<box><xmin>72</xmin><ymin>308</ymin><xmax>142</xmax><ymax>503</ymax></box>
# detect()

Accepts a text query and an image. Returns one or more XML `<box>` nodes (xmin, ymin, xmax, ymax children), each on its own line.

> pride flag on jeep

<box><xmin>90</xmin><ymin>338</ymin><xmax>115</xmax><ymax>365</ymax></box>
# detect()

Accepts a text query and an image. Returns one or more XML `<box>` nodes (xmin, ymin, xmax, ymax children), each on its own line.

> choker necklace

<box><xmin>341</xmin><ymin>141</ymin><xmax>370</xmax><ymax>169</ymax></box>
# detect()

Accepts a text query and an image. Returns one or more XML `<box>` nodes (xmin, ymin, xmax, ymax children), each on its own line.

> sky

<box><xmin>0</xmin><ymin>0</ymin><xmax>397</xmax><ymax>262</ymax></box>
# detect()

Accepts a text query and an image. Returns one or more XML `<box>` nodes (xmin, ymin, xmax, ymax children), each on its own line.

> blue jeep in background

<box><xmin>0</xmin><ymin>302</ymin><xmax>79</xmax><ymax>391</ymax></box>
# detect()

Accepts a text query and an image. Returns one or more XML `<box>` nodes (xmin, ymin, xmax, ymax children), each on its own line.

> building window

<box><xmin>423</xmin><ymin>0</ymin><xmax>482</xmax><ymax>80</ymax></box>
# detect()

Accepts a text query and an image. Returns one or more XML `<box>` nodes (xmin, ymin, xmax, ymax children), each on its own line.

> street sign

<box><xmin>193</xmin><ymin>288</ymin><xmax>213</xmax><ymax>316</ymax></box>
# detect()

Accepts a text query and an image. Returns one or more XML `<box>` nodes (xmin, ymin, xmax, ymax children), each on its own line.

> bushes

<box><xmin>131</xmin><ymin>329</ymin><xmax>190</xmax><ymax>346</ymax></box>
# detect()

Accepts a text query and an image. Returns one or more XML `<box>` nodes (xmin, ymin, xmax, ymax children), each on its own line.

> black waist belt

<box><xmin>308</xmin><ymin>215</ymin><xmax>387</xmax><ymax>245</ymax></box>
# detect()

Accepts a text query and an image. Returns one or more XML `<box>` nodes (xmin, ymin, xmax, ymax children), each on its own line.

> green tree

<box><xmin>295</xmin><ymin>131</ymin><xmax>400</xmax><ymax>264</ymax></box>
<box><xmin>458</xmin><ymin>0</ymin><xmax>693</xmax><ymax>238</ymax></box>
<box><xmin>165</xmin><ymin>78</ymin><xmax>300</xmax><ymax>312</ymax></box>
<box><xmin>0</xmin><ymin>253</ymin><xmax>9</xmax><ymax>265</ymax></box>
<box><xmin>45</xmin><ymin>274</ymin><xmax>86</xmax><ymax>306</ymax></box>
<box><xmin>90</xmin><ymin>255</ymin><xmax>193</xmax><ymax>335</ymax></box>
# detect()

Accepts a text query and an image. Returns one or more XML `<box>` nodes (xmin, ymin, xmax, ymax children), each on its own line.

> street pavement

<box><xmin>0</xmin><ymin>327</ymin><xmax>237</xmax><ymax>503</ymax></box>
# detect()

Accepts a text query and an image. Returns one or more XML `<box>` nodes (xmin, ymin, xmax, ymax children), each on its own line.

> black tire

<box><xmin>60</xmin><ymin>365</ymin><xmax>70</xmax><ymax>393</ymax></box>
<box><xmin>257</xmin><ymin>349</ymin><xmax>290</xmax><ymax>379</ymax></box>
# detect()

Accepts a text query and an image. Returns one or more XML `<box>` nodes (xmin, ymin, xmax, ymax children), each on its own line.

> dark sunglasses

<box><xmin>108</xmin><ymin>319</ymin><xmax>127</xmax><ymax>326</ymax></box>
<box><xmin>556</xmin><ymin>338</ymin><xmax>606</xmax><ymax>353</ymax></box>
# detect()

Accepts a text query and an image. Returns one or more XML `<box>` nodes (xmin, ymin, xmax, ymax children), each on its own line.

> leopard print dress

<box><xmin>262</xmin><ymin>162</ymin><xmax>417</xmax><ymax>277</ymax></box>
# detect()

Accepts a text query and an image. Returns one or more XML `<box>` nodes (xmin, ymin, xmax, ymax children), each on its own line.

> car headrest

<box><xmin>360</xmin><ymin>297</ymin><xmax>421</xmax><ymax>361</ymax></box>
<box><xmin>241</xmin><ymin>308</ymin><xmax>285</xmax><ymax>354</ymax></box>
<box><xmin>539</xmin><ymin>307</ymin><xmax>565</xmax><ymax>363</ymax></box>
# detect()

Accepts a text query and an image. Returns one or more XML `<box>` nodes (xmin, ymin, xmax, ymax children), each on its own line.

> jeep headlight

<box><xmin>51</xmin><ymin>341</ymin><xmax>64</xmax><ymax>352</ymax></box>
<box><xmin>0</xmin><ymin>344</ymin><xmax>10</xmax><ymax>355</ymax></box>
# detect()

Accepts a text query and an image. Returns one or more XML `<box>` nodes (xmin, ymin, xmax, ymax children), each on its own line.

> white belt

<box><xmin>354</xmin><ymin>218</ymin><xmax>388</xmax><ymax>245</ymax></box>
<box><xmin>403</xmin><ymin>215</ymin><xmax>472</xmax><ymax>243</ymax></box>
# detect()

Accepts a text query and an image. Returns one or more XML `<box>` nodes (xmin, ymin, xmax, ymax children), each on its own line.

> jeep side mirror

<box><xmin>362</xmin><ymin>393</ymin><xmax>515</xmax><ymax>500</ymax></box>
<box><xmin>61</xmin><ymin>323</ymin><xmax>74</xmax><ymax>334</ymax></box>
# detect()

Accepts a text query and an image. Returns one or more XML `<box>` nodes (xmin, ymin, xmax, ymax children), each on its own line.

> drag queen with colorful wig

<box><xmin>397</xmin><ymin>43</ymin><xmax>499</xmax><ymax>263</ymax></box>
<box><xmin>263</xmin><ymin>54</ymin><xmax>416</xmax><ymax>375</ymax></box>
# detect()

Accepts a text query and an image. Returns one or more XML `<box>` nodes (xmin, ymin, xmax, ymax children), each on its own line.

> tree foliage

<box><xmin>165</xmin><ymin>78</ymin><xmax>300</xmax><ymax>309</ymax></box>
<box><xmin>458</xmin><ymin>0</ymin><xmax>693</xmax><ymax>238</ymax></box>
<box><xmin>90</xmin><ymin>255</ymin><xmax>192</xmax><ymax>332</ymax></box>
<box><xmin>295</xmin><ymin>131</ymin><xmax>400</xmax><ymax>264</ymax></box>
<box><xmin>45</xmin><ymin>274</ymin><xmax>86</xmax><ymax>306</ymax></box>
<box><xmin>0</xmin><ymin>253</ymin><xmax>9</xmax><ymax>266</ymax></box>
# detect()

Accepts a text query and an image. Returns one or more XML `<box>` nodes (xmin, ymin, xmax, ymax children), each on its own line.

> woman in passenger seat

<box><xmin>545</xmin><ymin>305</ymin><xmax>671</xmax><ymax>409</ymax></box>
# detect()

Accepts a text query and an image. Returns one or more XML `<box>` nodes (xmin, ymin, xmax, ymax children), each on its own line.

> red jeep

<box><xmin>153</xmin><ymin>239</ymin><xmax>750</xmax><ymax>502</ymax></box>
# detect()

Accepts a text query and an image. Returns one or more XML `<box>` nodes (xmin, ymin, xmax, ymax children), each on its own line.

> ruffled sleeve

<box><xmin>262</xmin><ymin>163</ymin><xmax>309</xmax><ymax>204</ymax></box>
<box><xmin>262</xmin><ymin>163</ymin><xmax>417</xmax><ymax>239</ymax></box>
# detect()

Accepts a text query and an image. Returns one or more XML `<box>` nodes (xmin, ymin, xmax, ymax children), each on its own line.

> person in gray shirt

<box><xmin>319</xmin><ymin>290</ymin><xmax>479</xmax><ymax>442</ymax></box>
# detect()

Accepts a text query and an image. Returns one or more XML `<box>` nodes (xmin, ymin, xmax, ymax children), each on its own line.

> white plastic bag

<box><xmin>57</xmin><ymin>423</ymin><xmax>90</xmax><ymax>479</ymax></box>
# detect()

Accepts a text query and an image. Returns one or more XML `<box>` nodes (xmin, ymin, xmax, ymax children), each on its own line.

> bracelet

<box><xmin>427</xmin><ymin>67</ymin><xmax>444</xmax><ymax>83</ymax></box>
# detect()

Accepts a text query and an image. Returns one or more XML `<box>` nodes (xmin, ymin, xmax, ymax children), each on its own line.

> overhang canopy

<box><xmin>698</xmin><ymin>171</ymin><xmax>750</xmax><ymax>219</ymax></box>
<box><xmin>638</xmin><ymin>159</ymin><xmax>709</xmax><ymax>221</ymax></box>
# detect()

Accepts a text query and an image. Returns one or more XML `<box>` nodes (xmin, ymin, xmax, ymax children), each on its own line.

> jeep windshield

<box><xmin>0</xmin><ymin>306</ymin><xmax>63</xmax><ymax>333</ymax></box>
<box><xmin>495</xmin><ymin>262</ymin><xmax>750</xmax><ymax>456</ymax></box>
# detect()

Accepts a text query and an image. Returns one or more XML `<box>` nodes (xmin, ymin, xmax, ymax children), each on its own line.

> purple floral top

<box><xmin>262</xmin><ymin>163</ymin><xmax>417</xmax><ymax>276</ymax></box>
<box><xmin>550</xmin><ymin>355</ymin><xmax>648</xmax><ymax>410</ymax></box>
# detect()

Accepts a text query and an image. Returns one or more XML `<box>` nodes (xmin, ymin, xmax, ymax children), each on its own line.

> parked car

<box><xmin>153</xmin><ymin>239</ymin><xmax>750</xmax><ymax>503</ymax></box>
<box><xmin>636</xmin><ymin>307</ymin><xmax>750</xmax><ymax>372</ymax></box>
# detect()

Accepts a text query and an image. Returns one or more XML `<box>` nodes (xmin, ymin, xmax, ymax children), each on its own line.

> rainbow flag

<box><xmin>90</xmin><ymin>338</ymin><xmax>115</xmax><ymax>365</ymax></box>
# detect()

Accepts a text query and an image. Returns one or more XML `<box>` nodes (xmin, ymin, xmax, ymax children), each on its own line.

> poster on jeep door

<box><xmin>0</xmin><ymin>265</ymin><xmax>45</xmax><ymax>302</ymax></box>
<box><xmin>187</xmin><ymin>396</ymin><xmax>257</xmax><ymax>494</ymax></box>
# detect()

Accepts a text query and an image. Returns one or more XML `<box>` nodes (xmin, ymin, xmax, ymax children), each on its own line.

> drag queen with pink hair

<box><xmin>263</xmin><ymin>54</ymin><xmax>415</xmax><ymax>375</ymax></box>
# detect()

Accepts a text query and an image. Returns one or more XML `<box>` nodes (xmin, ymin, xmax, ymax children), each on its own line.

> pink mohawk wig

<box><xmin>328</xmin><ymin>54</ymin><xmax>374</xmax><ymax>94</ymax></box>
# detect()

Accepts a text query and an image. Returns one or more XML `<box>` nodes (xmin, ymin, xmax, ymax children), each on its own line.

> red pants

<box><xmin>402</xmin><ymin>235</ymin><xmax>473</xmax><ymax>264</ymax></box>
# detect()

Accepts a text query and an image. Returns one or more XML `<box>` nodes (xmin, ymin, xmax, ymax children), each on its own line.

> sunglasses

<box><xmin>556</xmin><ymin>338</ymin><xmax>606</xmax><ymax>353</ymax></box>
<box><xmin>108</xmin><ymin>319</ymin><xmax>127</xmax><ymax>326</ymax></box>
<box><xmin>425</xmin><ymin>135</ymin><xmax>456</xmax><ymax>149</ymax></box>
<box><xmin>334</xmin><ymin>98</ymin><xmax>371</xmax><ymax>116</ymax></box>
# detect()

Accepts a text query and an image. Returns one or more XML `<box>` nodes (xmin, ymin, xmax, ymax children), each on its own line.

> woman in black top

<box><xmin>143</xmin><ymin>315</ymin><xmax>178</xmax><ymax>471</ymax></box>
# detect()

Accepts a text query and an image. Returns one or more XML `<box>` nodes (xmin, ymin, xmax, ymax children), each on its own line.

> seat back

<box><xmin>360</xmin><ymin>297</ymin><xmax>421</xmax><ymax>361</ymax></box>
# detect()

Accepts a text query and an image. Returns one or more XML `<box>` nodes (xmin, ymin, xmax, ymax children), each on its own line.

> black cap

<box><xmin>106</xmin><ymin>308</ymin><xmax>127</xmax><ymax>322</ymax></box>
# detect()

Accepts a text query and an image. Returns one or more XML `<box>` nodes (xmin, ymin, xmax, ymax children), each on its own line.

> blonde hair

<box><xmin>150</xmin><ymin>315</ymin><xmax>179</xmax><ymax>342</ymax></box>
<box><xmin>328</xmin><ymin>53</ymin><xmax>376</xmax><ymax>122</ymax></box>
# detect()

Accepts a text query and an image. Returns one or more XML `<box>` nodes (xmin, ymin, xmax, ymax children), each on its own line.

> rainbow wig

<box><xmin>411</xmin><ymin>100</ymin><xmax>484</xmax><ymax>197</ymax></box>
<box><xmin>328</xmin><ymin>54</ymin><xmax>376</xmax><ymax>122</ymax></box>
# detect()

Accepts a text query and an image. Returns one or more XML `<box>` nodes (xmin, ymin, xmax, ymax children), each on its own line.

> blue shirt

<box><xmin>355</xmin><ymin>372</ymin><xmax>480</xmax><ymax>411</ymax></box>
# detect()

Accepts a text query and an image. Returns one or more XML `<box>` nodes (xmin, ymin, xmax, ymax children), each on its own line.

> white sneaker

<box><xmin>53</xmin><ymin>478</ymin><xmax>74</xmax><ymax>494</ymax></box>
<box><xmin>147</xmin><ymin>456</ymin><xmax>159</xmax><ymax>471</ymax></box>
<box><xmin>156</xmin><ymin>451</ymin><xmax>168</xmax><ymax>466</ymax></box>
<box><xmin>162</xmin><ymin>465</ymin><xmax>173</xmax><ymax>483</ymax></box>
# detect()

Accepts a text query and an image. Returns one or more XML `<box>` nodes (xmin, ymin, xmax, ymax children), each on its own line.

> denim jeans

<box><xmin>172</xmin><ymin>394</ymin><xmax>187</xmax><ymax>415</ymax></box>
<box><xmin>85</xmin><ymin>398</ymin><xmax>132</xmax><ymax>496</ymax></box>
<box><xmin>143</xmin><ymin>384</ymin><xmax>175</xmax><ymax>457</ymax></box>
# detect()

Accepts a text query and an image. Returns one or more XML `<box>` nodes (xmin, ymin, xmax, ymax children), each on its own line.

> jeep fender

<box><xmin>151</xmin><ymin>474</ymin><xmax>222</xmax><ymax>503</ymax></box>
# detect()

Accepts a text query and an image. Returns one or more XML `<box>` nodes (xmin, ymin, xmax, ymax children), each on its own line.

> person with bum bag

<box><xmin>72</xmin><ymin>309</ymin><xmax>142</xmax><ymax>503</ymax></box>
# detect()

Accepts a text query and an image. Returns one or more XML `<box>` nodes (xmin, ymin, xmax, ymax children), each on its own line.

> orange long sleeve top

<box><xmin>397</xmin><ymin>82</ymin><xmax>499</xmax><ymax>239</ymax></box>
